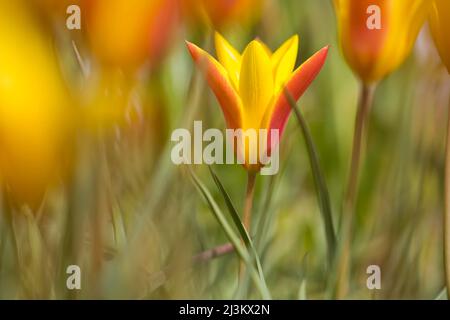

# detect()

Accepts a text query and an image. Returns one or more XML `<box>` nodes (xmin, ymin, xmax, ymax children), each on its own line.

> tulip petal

<box><xmin>215</xmin><ymin>32</ymin><xmax>241</xmax><ymax>90</ymax></box>
<box><xmin>256</xmin><ymin>39</ymin><xmax>273</xmax><ymax>57</ymax></box>
<box><xmin>271</xmin><ymin>35</ymin><xmax>299</xmax><ymax>92</ymax></box>
<box><xmin>186</xmin><ymin>41</ymin><xmax>242</xmax><ymax>129</ymax></box>
<box><xmin>266</xmin><ymin>46</ymin><xmax>328</xmax><ymax>152</ymax></box>
<box><xmin>430</xmin><ymin>0</ymin><xmax>450</xmax><ymax>72</ymax></box>
<box><xmin>239</xmin><ymin>40</ymin><xmax>274</xmax><ymax>129</ymax></box>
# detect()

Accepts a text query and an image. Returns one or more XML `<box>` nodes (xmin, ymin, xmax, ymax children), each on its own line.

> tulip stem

<box><xmin>343</xmin><ymin>83</ymin><xmax>376</xmax><ymax>216</ymax></box>
<box><xmin>335</xmin><ymin>82</ymin><xmax>376</xmax><ymax>299</ymax></box>
<box><xmin>239</xmin><ymin>171</ymin><xmax>257</xmax><ymax>279</ymax></box>
<box><xmin>444</xmin><ymin>95</ymin><xmax>450</xmax><ymax>298</ymax></box>
<box><xmin>243</xmin><ymin>171</ymin><xmax>257</xmax><ymax>233</ymax></box>
<box><xmin>193</xmin><ymin>243</ymin><xmax>234</xmax><ymax>263</ymax></box>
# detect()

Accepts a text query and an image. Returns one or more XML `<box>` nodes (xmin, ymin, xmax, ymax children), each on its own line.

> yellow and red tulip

<box><xmin>0</xmin><ymin>0</ymin><xmax>73</xmax><ymax>207</ymax></box>
<box><xmin>333</xmin><ymin>0</ymin><xmax>430</xmax><ymax>83</ymax></box>
<box><xmin>186</xmin><ymin>32</ymin><xmax>328</xmax><ymax>171</ymax></box>
<box><xmin>83</xmin><ymin>0</ymin><xmax>179</xmax><ymax>70</ymax></box>
<box><xmin>429</xmin><ymin>0</ymin><xmax>450</xmax><ymax>73</ymax></box>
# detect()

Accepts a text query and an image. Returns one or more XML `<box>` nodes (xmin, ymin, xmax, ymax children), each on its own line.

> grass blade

<box><xmin>189</xmin><ymin>168</ymin><xmax>271</xmax><ymax>299</ymax></box>
<box><xmin>208</xmin><ymin>167</ymin><xmax>267</xmax><ymax>284</ymax></box>
<box><xmin>208</xmin><ymin>167</ymin><xmax>250</xmax><ymax>247</ymax></box>
<box><xmin>284</xmin><ymin>89</ymin><xmax>337</xmax><ymax>266</ymax></box>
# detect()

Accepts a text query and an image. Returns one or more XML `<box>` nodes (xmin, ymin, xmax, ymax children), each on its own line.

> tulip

<box><xmin>334</xmin><ymin>0</ymin><xmax>430</xmax><ymax>83</ymax></box>
<box><xmin>182</xmin><ymin>0</ymin><xmax>262</xmax><ymax>30</ymax></box>
<box><xmin>83</xmin><ymin>0</ymin><xmax>179</xmax><ymax>70</ymax></box>
<box><xmin>429</xmin><ymin>0</ymin><xmax>450</xmax><ymax>297</ymax></box>
<box><xmin>187</xmin><ymin>32</ymin><xmax>328</xmax><ymax>231</ymax></box>
<box><xmin>332</xmin><ymin>0</ymin><xmax>430</xmax><ymax>298</ymax></box>
<box><xmin>187</xmin><ymin>33</ymin><xmax>328</xmax><ymax>170</ymax></box>
<box><xmin>80</xmin><ymin>0</ymin><xmax>179</xmax><ymax>133</ymax></box>
<box><xmin>429</xmin><ymin>0</ymin><xmax>450</xmax><ymax>73</ymax></box>
<box><xmin>0</xmin><ymin>1</ymin><xmax>73</xmax><ymax>207</ymax></box>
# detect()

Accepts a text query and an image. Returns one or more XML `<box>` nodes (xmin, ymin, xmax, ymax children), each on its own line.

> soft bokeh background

<box><xmin>0</xmin><ymin>0</ymin><xmax>448</xmax><ymax>299</ymax></box>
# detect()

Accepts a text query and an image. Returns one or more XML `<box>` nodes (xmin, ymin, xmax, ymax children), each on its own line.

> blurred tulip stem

<box><xmin>344</xmin><ymin>83</ymin><xmax>376</xmax><ymax>217</ymax></box>
<box><xmin>445</xmin><ymin>94</ymin><xmax>450</xmax><ymax>298</ymax></box>
<box><xmin>194</xmin><ymin>243</ymin><xmax>234</xmax><ymax>263</ymax></box>
<box><xmin>243</xmin><ymin>171</ymin><xmax>257</xmax><ymax>233</ymax></box>
<box><xmin>239</xmin><ymin>171</ymin><xmax>257</xmax><ymax>279</ymax></box>
<box><xmin>336</xmin><ymin>82</ymin><xmax>376</xmax><ymax>299</ymax></box>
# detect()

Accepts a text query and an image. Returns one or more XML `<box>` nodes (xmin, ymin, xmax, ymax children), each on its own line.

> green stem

<box><xmin>343</xmin><ymin>83</ymin><xmax>376</xmax><ymax>219</ymax></box>
<box><xmin>243</xmin><ymin>171</ymin><xmax>257</xmax><ymax>233</ymax></box>
<box><xmin>240</xmin><ymin>171</ymin><xmax>257</xmax><ymax>279</ymax></box>
<box><xmin>335</xmin><ymin>82</ymin><xmax>376</xmax><ymax>299</ymax></box>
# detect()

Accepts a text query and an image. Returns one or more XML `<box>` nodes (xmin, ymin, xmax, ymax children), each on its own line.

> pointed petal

<box><xmin>272</xmin><ymin>35</ymin><xmax>299</xmax><ymax>91</ymax></box>
<box><xmin>256</xmin><ymin>38</ymin><xmax>273</xmax><ymax>57</ymax></box>
<box><xmin>267</xmin><ymin>46</ymin><xmax>328</xmax><ymax>151</ymax></box>
<box><xmin>215</xmin><ymin>32</ymin><xmax>241</xmax><ymax>89</ymax></box>
<box><xmin>239</xmin><ymin>40</ymin><xmax>274</xmax><ymax>129</ymax></box>
<box><xmin>186</xmin><ymin>41</ymin><xmax>242</xmax><ymax>129</ymax></box>
<box><xmin>272</xmin><ymin>36</ymin><xmax>298</xmax><ymax>71</ymax></box>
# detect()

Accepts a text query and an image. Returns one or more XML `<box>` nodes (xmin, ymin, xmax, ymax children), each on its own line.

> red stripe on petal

<box><xmin>267</xmin><ymin>46</ymin><xmax>329</xmax><ymax>154</ymax></box>
<box><xmin>186</xmin><ymin>41</ymin><xmax>242</xmax><ymax>130</ymax></box>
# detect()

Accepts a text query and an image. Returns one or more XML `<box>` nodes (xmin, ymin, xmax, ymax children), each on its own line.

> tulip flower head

<box><xmin>334</xmin><ymin>0</ymin><xmax>430</xmax><ymax>83</ymax></box>
<box><xmin>187</xmin><ymin>33</ymin><xmax>328</xmax><ymax>172</ymax></box>
<box><xmin>83</xmin><ymin>0</ymin><xmax>179</xmax><ymax>70</ymax></box>
<box><xmin>0</xmin><ymin>0</ymin><xmax>73</xmax><ymax>207</ymax></box>
<box><xmin>429</xmin><ymin>0</ymin><xmax>450</xmax><ymax>73</ymax></box>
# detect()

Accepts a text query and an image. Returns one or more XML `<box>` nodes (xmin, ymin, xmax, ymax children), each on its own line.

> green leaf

<box><xmin>208</xmin><ymin>167</ymin><xmax>267</xmax><ymax>286</ymax></box>
<box><xmin>284</xmin><ymin>89</ymin><xmax>337</xmax><ymax>267</ymax></box>
<box><xmin>188</xmin><ymin>167</ymin><xmax>271</xmax><ymax>299</ymax></box>
<box><xmin>208</xmin><ymin>167</ymin><xmax>250</xmax><ymax>247</ymax></box>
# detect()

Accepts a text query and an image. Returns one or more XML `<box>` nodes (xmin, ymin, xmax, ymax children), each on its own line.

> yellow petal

<box><xmin>215</xmin><ymin>32</ymin><xmax>241</xmax><ymax>90</ymax></box>
<box><xmin>239</xmin><ymin>40</ymin><xmax>274</xmax><ymax>129</ymax></box>
<box><xmin>375</xmin><ymin>0</ymin><xmax>430</xmax><ymax>80</ymax></box>
<box><xmin>256</xmin><ymin>38</ymin><xmax>273</xmax><ymax>57</ymax></box>
<box><xmin>429</xmin><ymin>0</ymin><xmax>450</xmax><ymax>72</ymax></box>
<box><xmin>333</xmin><ymin>0</ymin><xmax>342</xmax><ymax>10</ymax></box>
<box><xmin>271</xmin><ymin>35</ymin><xmax>299</xmax><ymax>92</ymax></box>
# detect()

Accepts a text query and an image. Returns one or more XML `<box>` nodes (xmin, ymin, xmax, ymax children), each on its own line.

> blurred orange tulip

<box><xmin>0</xmin><ymin>0</ymin><xmax>73</xmax><ymax>207</ymax></box>
<box><xmin>83</xmin><ymin>0</ymin><xmax>179</xmax><ymax>70</ymax></box>
<box><xmin>32</xmin><ymin>0</ymin><xmax>74</xmax><ymax>14</ymax></box>
<box><xmin>182</xmin><ymin>0</ymin><xmax>263</xmax><ymax>29</ymax></box>
<box><xmin>429</xmin><ymin>0</ymin><xmax>450</xmax><ymax>73</ymax></box>
<box><xmin>334</xmin><ymin>0</ymin><xmax>430</xmax><ymax>83</ymax></box>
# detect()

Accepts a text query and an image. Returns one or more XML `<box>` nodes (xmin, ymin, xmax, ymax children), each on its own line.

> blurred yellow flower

<box><xmin>333</xmin><ymin>0</ymin><xmax>430</xmax><ymax>83</ymax></box>
<box><xmin>187</xmin><ymin>33</ymin><xmax>328</xmax><ymax>171</ymax></box>
<box><xmin>0</xmin><ymin>1</ymin><xmax>73</xmax><ymax>207</ymax></box>
<box><xmin>83</xmin><ymin>0</ymin><xmax>179</xmax><ymax>70</ymax></box>
<box><xmin>429</xmin><ymin>0</ymin><xmax>450</xmax><ymax>73</ymax></box>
